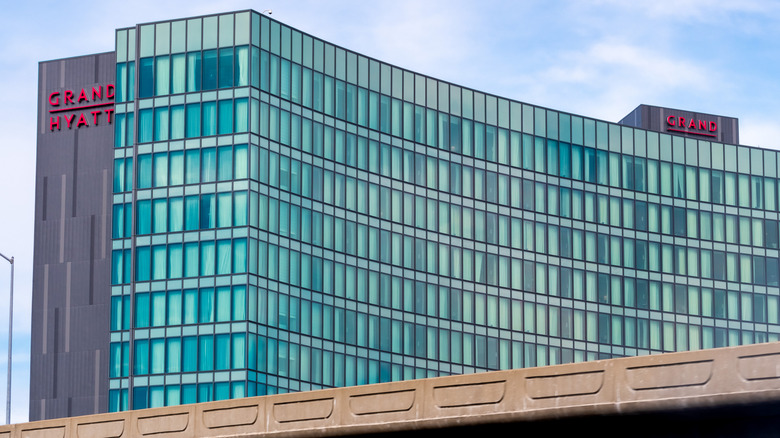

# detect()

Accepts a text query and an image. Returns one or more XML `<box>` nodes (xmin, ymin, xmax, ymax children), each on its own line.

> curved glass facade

<box><xmin>108</xmin><ymin>10</ymin><xmax>780</xmax><ymax>411</ymax></box>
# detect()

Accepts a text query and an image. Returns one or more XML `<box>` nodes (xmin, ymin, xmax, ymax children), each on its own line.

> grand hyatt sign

<box><xmin>666</xmin><ymin>115</ymin><xmax>717</xmax><ymax>138</ymax></box>
<box><xmin>48</xmin><ymin>84</ymin><xmax>115</xmax><ymax>131</ymax></box>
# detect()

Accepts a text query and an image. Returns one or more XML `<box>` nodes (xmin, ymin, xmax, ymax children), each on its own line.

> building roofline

<box><xmin>38</xmin><ymin>51</ymin><xmax>115</xmax><ymax>65</ymax></box>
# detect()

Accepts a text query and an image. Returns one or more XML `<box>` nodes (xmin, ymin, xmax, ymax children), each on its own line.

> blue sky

<box><xmin>0</xmin><ymin>0</ymin><xmax>779</xmax><ymax>424</ymax></box>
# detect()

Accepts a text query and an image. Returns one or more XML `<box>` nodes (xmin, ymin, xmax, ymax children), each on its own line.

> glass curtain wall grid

<box><xmin>109</xmin><ymin>10</ymin><xmax>780</xmax><ymax>412</ymax></box>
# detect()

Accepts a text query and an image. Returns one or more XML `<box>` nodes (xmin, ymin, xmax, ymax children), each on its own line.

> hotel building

<box><xmin>32</xmin><ymin>9</ymin><xmax>780</xmax><ymax>421</ymax></box>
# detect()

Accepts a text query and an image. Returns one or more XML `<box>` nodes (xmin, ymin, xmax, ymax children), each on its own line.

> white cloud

<box><xmin>546</xmin><ymin>41</ymin><xmax>711</xmax><ymax>89</ymax></box>
<box><xmin>593</xmin><ymin>0</ymin><xmax>780</xmax><ymax>24</ymax></box>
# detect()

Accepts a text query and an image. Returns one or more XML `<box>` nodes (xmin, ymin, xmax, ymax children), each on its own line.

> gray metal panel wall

<box><xmin>31</xmin><ymin>52</ymin><xmax>116</xmax><ymax>421</ymax></box>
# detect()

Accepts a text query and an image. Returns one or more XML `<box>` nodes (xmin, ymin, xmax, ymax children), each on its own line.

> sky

<box><xmin>1</xmin><ymin>0</ymin><xmax>779</xmax><ymax>424</ymax></box>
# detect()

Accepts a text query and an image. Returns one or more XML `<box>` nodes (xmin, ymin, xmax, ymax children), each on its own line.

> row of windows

<box><xmin>254</xmin><ymin>244</ymin><xmax>780</xmax><ymax>321</ymax></box>
<box><xmin>111</xmin><ymin>314</ymin><xmax>776</xmax><ymax>389</ymax></box>
<box><xmin>111</xmin><ymin>238</ymin><xmax>247</xmax><ymax>284</ymax></box>
<box><xmin>115</xmin><ymin>276</ymin><xmax>780</xmax><ymax>345</ymax></box>
<box><xmin>256</xmin><ymin>106</ymin><xmax>780</xmax><ymax>212</ymax></box>
<box><xmin>117</xmin><ymin>239</ymin><xmax>778</xmax><ymax>322</ymax></box>
<box><xmin>119</xmin><ymin>61</ymin><xmax>780</xmax><ymax>212</ymax></box>
<box><xmin>120</xmin><ymin>12</ymin><xmax>780</xmax><ymax>179</ymax></box>
<box><xmin>111</xmin><ymin>379</ymin><xmax>246</xmax><ymax>411</ymax></box>
<box><xmin>122</xmin><ymin>12</ymin><xmax>253</xmax><ymax>61</ymax></box>
<box><xmin>118</xmin><ymin>142</ymin><xmax>780</xmax><ymax>252</ymax></box>
<box><xmin>255</xmin><ymin>175</ymin><xmax>780</xmax><ymax>252</ymax></box>
<box><xmin>113</xmin><ymin>145</ymin><xmax>249</xmax><ymax>194</ymax></box>
<box><xmin>134</xmin><ymin>45</ymin><xmax>251</xmax><ymax>99</ymax></box>
<box><xmin>109</xmin><ymin>340</ymin><xmax>600</xmax><ymax>411</ymax></box>
<box><xmin>110</xmin><ymin>317</ymin><xmax>776</xmax><ymax>412</ymax></box>
<box><xmin>115</xmin><ymin>191</ymin><xmax>248</xmax><ymax>238</ymax></box>
<box><xmin>252</xmin><ymin>197</ymin><xmax>780</xmax><ymax>286</ymax></box>
<box><xmin>121</xmin><ymin>285</ymin><xmax>248</xmax><ymax>330</ymax></box>
<box><xmin>115</xmin><ymin>211</ymin><xmax>780</xmax><ymax>288</ymax></box>
<box><xmin>253</xmin><ymin>46</ymin><xmax>780</xmax><ymax>182</ymax></box>
<box><xmin>114</xmin><ymin>97</ymin><xmax>251</xmax><ymax>148</ymax></box>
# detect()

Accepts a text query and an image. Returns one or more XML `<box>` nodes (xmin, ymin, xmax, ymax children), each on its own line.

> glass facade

<box><xmin>108</xmin><ymin>10</ymin><xmax>780</xmax><ymax>411</ymax></box>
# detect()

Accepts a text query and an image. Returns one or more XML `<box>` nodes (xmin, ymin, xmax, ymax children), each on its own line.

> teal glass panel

<box><xmin>127</xmin><ymin>62</ymin><xmax>135</xmax><ymax>101</ymax></box>
<box><xmin>215</xmin><ymin>334</ymin><xmax>230</xmax><ymax>370</ymax></box>
<box><xmin>217</xmin><ymin>193</ymin><xmax>231</xmax><ymax>227</ymax></box>
<box><xmin>150</xmin><ymin>338</ymin><xmax>165</xmax><ymax>374</ymax></box>
<box><xmin>171</xmin><ymin>53</ymin><xmax>185</xmax><ymax>94</ymax></box>
<box><xmin>202</xmin><ymin>102</ymin><xmax>216</xmax><ymax>136</ymax></box>
<box><xmin>136</xmin><ymin>200</ymin><xmax>151</xmax><ymax>234</ymax></box>
<box><xmin>201</xmin><ymin>241</ymin><xmax>215</xmax><ymax>276</ymax></box>
<box><xmin>234</xmin><ymin>238</ymin><xmax>247</xmax><ymax>273</ymax></box>
<box><xmin>170</xmin><ymin>105</ymin><xmax>184</xmax><ymax>140</ymax></box>
<box><xmin>168</xmin><ymin>243</ymin><xmax>182</xmax><ymax>279</ymax></box>
<box><xmin>152</xmin><ymin>199</ymin><xmax>167</xmax><ymax>233</ymax></box>
<box><xmin>155</xmin><ymin>56</ymin><xmax>170</xmax><ymax>96</ymax></box>
<box><xmin>200</xmin><ymin>193</ymin><xmax>215</xmax><ymax>229</ymax></box>
<box><xmin>234</xmin><ymin>192</ymin><xmax>247</xmax><ymax>226</ymax></box>
<box><xmin>185</xmin><ymin>103</ymin><xmax>200</xmax><ymax>138</ymax></box>
<box><xmin>169</xmin><ymin>151</ymin><xmax>184</xmax><ymax>186</ymax></box>
<box><xmin>134</xmin><ymin>340</ymin><xmax>149</xmax><ymax>375</ymax></box>
<box><xmin>185</xmin><ymin>149</ymin><xmax>199</xmax><ymax>184</ymax></box>
<box><xmin>235</xmin><ymin>98</ymin><xmax>248</xmax><ymax>132</ymax></box>
<box><xmin>152</xmin><ymin>245</ymin><xmax>166</xmax><ymax>280</ymax></box>
<box><xmin>217</xmin><ymin>239</ymin><xmax>231</xmax><ymax>275</ymax></box>
<box><xmin>218</xmin><ymin>146</ymin><xmax>233</xmax><ymax>181</ymax></box>
<box><xmin>234</xmin><ymin>144</ymin><xmax>248</xmax><ymax>179</ymax></box>
<box><xmin>186</xmin><ymin>52</ymin><xmax>201</xmax><ymax>92</ymax></box>
<box><xmin>203</xmin><ymin>49</ymin><xmax>217</xmax><ymax>90</ymax></box>
<box><xmin>153</xmin><ymin>153</ymin><xmax>168</xmax><ymax>187</ymax></box>
<box><xmin>138</xmin><ymin>57</ymin><xmax>153</xmax><ymax>98</ymax></box>
<box><xmin>202</xmin><ymin>148</ymin><xmax>216</xmax><ymax>182</ymax></box>
<box><xmin>184</xmin><ymin>195</ymin><xmax>199</xmax><ymax>230</ymax></box>
<box><xmin>218</xmin><ymin>99</ymin><xmax>233</xmax><ymax>134</ymax></box>
<box><xmin>218</xmin><ymin>47</ymin><xmax>233</xmax><ymax>88</ymax></box>
<box><xmin>111</xmin><ymin>250</ymin><xmax>123</xmax><ymax>284</ymax></box>
<box><xmin>138</xmin><ymin>109</ymin><xmax>153</xmax><ymax>144</ymax></box>
<box><xmin>199</xmin><ymin>335</ymin><xmax>214</xmax><ymax>371</ymax></box>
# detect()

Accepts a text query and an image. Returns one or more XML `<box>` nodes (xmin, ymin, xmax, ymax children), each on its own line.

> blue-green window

<box><xmin>202</xmin><ymin>50</ymin><xmax>217</xmax><ymax>90</ymax></box>
<box><xmin>138</xmin><ymin>57</ymin><xmax>154</xmax><ymax>98</ymax></box>
<box><xmin>202</xmin><ymin>102</ymin><xmax>216</xmax><ymax>136</ymax></box>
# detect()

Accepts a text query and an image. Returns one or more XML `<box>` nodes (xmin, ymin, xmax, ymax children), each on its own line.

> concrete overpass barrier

<box><xmin>3</xmin><ymin>342</ymin><xmax>780</xmax><ymax>437</ymax></box>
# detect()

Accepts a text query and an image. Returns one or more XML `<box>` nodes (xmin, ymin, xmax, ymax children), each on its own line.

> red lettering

<box><xmin>64</xmin><ymin>90</ymin><xmax>74</xmax><ymax>104</ymax></box>
<box><xmin>698</xmin><ymin>120</ymin><xmax>706</xmax><ymax>130</ymax></box>
<box><xmin>91</xmin><ymin>110</ymin><xmax>101</xmax><ymax>125</ymax></box>
<box><xmin>64</xmin><ymin>114</ymin><xmax>75</xmax><ymax>128</ymax></box>
<box><xmin>106</xmin><ymin>84</ymin><xmax>115</xmax><ymax>99</ymax></box>
<box><xmin>50</xmin><ymin>116</ymin><xmax>60</xmax><ymax>131</ymax></box>
<box><xmin>49</xmin><ymin>92</ymin><xmax>60</xmax><ymax>106</ymax></box>
<box><xmin>92</xmin><ymin>86</ymin><xmax>102</xmax><ymax>100</ymax></box>
<box><xmin>78</xmin><ymin>89</ymin><xmax>88</xmax><ymax>103</ymax></box>
<box><xmin>688</xmin><ymin>119</ymin><xmax>696</xmax><ymax>129</ymax></box>
<box><xmin>710</xmin><ymin>121</ymin><xmax>717</xmax><ymax>132</ymax></box>
<box><xmin>76</xmin><ymin>113</ymin><xmax>88</xmax><ymax>127</ymax></box>
<box><xmin>667</xmin><ymin>115</ymin><xmax>676</xmax><ymax>126</ymax></box>
<box><xmin>678</xmin><ymin>117</ymin><xmax>686</xmax><ymax>127</ymax></box>
<box><xmin>104</xmin><ymin>108</ymin><xmax>114</xmax><ymax>124</ymax></box>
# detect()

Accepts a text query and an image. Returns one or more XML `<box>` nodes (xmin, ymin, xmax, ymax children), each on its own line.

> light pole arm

<box><xmin>0</xmin><ymin>251</ymin><xmax>13</xmax><ymax>425</ymax></box>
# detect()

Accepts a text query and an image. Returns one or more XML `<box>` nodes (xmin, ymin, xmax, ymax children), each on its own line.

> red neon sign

<box><xmin>48</xmin><ymin>84</ymin><xmax>115</xmax><ymax>131</ymax></box>
<box><xmin>666</xmin><ymin>115</ymin><xmax>717</xmax><ymax>138</ymax></box>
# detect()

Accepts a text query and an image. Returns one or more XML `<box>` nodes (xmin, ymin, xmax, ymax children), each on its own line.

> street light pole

<box><xmin>0</xmin><ymin>252</ymin><xmax>13</xmax><ymax>425</ymax></box>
